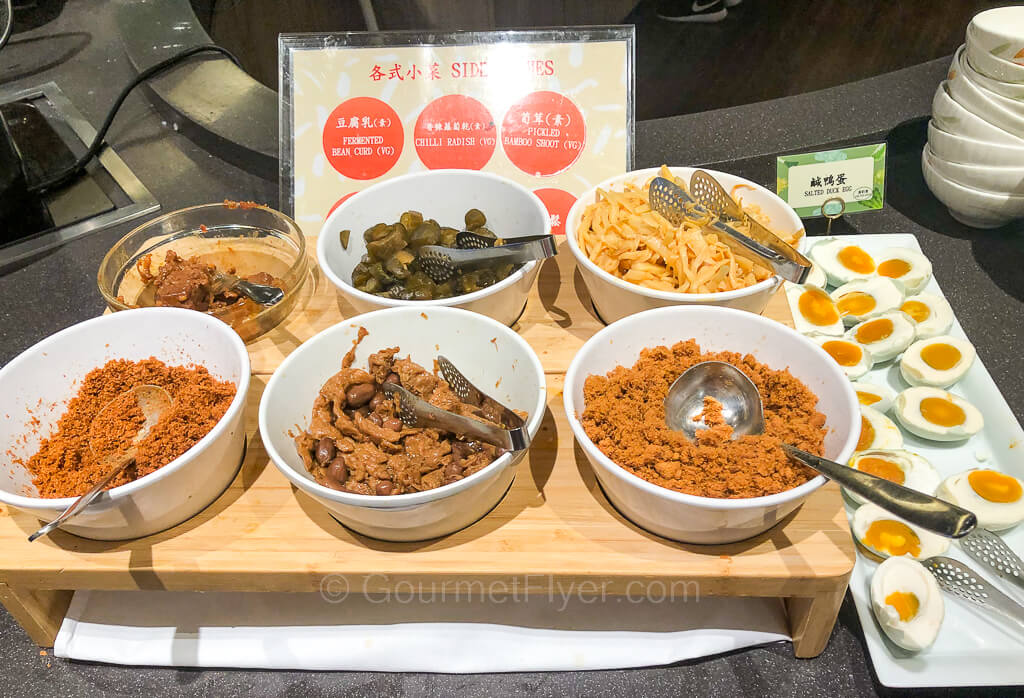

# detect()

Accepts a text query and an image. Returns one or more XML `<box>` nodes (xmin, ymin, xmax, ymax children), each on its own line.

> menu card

<box><xmin>280</xmin><ymin>28</ymin><xmax>634</xmax><ymax>235</ymax></box>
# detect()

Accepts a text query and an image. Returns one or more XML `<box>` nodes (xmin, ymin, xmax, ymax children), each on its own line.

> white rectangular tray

<box><xmin>820</xmin><ymin>234</ymin><xmax>1024</xmax><ymax>688</ymax></box>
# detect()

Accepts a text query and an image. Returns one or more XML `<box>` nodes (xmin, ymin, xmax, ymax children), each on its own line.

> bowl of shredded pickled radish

<box><xmin>565</xmin><ymin>166</ymin><xmax>806</xmax><ymax>324</ymax></box>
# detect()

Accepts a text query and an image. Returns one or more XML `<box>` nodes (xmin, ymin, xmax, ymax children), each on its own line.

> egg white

<box><xmin>850</xmin><ymin>381</ymin><xmax>896</xmax><ymax>413</ymax></box>
<box><xmin>784</xmin><ymin>283</ymin><xmax>844</xmax><ymax>336</ymax></box>
<box><xmin>870</xmin><ymin>556</ymin><xmax>944</xmax><ymax>652</ymax></box>
<box><xmin>936</xmin><ymin>469</ymin><xmax>1024</xmax><ymax>531</ymax></box>
<box><xmin>894</xmin><ymin>387</ymin><xmax>984</xmax><ymax>442</ymax></box>
<box><xmin>898</xmin><ymin>293</ymin><xmax>953</xmax><ymax>339</ymax></box>
<box><xmin>831</xmin><ymin>277</ymin><xmax>906</xmax><ymax>327</ymax></box>
<box><xmin>859</xmin><ymin>405</ymin><xmax>904</xmax><ymax>450</ymax></box>
<box><xmin>809</xmin><ymin>334</ymin><xmax>874</xmax><ymax>380</ymax></box>
<box><xmin>804</xmin><ymin>261</ymin><xmax>828</xmax><ymax>289</ymax></box>
<box><xmin>875</xmin><ymin>247</ymin><xmax>933</xmax><ymax>295</ymax></box>
<box><xmin>847</xmin><ymin>449</ymin><xmax>941</xmax><ymax>505</ymax></box>
<box><xmin>853</xmin><ymin>503</ymin><xmax>950</xmax><ymax>560</ymax></box>
<box><xmin>810</xmin><ymin>239</ymin><xmax>878</xmax><ymax>286</ymax></box>
<box><xmin>900</xmin><ymin>335</ymin><xmax>976</xmax><ymax>389</ymax></box>
<box><xmin>845</xmin><ymin>311</ymin><xmax>917</xmax><ymax>363</ymax></box>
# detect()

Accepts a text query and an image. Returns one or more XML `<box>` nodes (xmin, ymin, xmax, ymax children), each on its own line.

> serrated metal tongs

<box><xmin>648</xmin><ymin>173</ymin><xmax>811</xmax><ymax>284</ymax></box>
<box><xmin>922</xmin><ymin>555</ymin><xmax>1024</xmax><ymax>630</ymax></box>
<box><xmin>381</xmin><ymin>355</ymin><xmax>529</xmax><ymax>452</ymax></box>
<box><xmin>958</xmin><ymin>527</ymin><xmax>1024</xmax><ymax>599</ymax></box>
<box><xmin>418</xmin><ymin>234</ymin><xmax>557</xmax><ymax>283</ymax></box>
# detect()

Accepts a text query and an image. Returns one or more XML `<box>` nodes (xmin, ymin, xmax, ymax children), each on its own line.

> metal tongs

<box><xmin>648</xmin><ymin>172</ymin><xmax>812</xmax><ymax>284</ymax></box>
<box><xmin>381</xmin><ymin>355</ymin><xmax>529</xmax><ymax>452</ymax></box>
<box><xmin>916</xmin><ymin>528</ymin><xmax>1024</xmax><ymax>631</ymax></box>
<box><xmin>418</xmin><ymin>233</ymin><xmax>557</xmax><ymax>283</ymax></box>
<box><xmin>922</xmin><ymin>555</ymin><xmax>1024</xmax><ymax>631</ymax></box>
<box><xmin>207</xmin><ymin>269</ymin><xmax>285</xmax><ymax>305</ymax></box>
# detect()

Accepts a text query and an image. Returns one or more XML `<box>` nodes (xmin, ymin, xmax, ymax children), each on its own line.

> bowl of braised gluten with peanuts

<box><xmin>564</xmin><ymin>305</ymin><xmax>859</xmax><ymax>544</ymax></box>
<box><xmin>0</xmin><ymin>307</ymin><xmax>250</xmax><ymax>540</ymax></box>
<box><xmin>258</xmin><ymin>305</ymin><xmax>547</xmax><ymax>542</ymax></box>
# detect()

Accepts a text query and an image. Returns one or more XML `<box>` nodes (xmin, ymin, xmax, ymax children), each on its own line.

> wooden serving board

<box><xmin>0</xmin><ymin>239</ymin><xmax>854</xmax><ymax>658</ymax></box>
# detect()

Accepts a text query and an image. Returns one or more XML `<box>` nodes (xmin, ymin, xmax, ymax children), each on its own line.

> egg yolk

<box><xmin>920</xmin><ymin>342</ymin><xmax>961</xmax><ymax>371</ymax></box>
<box><xmin>885</xmin><ymin>591</ymin><xmax>920</xmax><ymax>622</ymax></box>
<box><xmin>968</xmin><ymin>470</ymin><xmax>1023</xmax><ymax>503</ymax></box>
<box><xmin>857</xmin><ymin>391</ymin><xmax>882</xmax><ymax>406</ymax></box>
<box><xmin>878</xmin><ymin>258</ymin><xmax>912</xmax><ymax>279</ymax></box>
<box><xmin>856</xmin><ymin>456</ymin><xmax>906</xmax><ymax>485</ymax></box>
<box><xmin>855</xmin><ymin>318</ymin><xmax>894</xmax><ymax>344</ymax></box>
<box><xmin>798</xmin><ymin>288</ymin><xmax>839</xmax><ymax>326</ymax></box>
<box><xmin>837</xmin><ymin>291</ymin><xmax>877</xmax><ymax>317</ymax></box>
<box><xmin>822</xmin><ymin>340</ymin><xmax>863</xmax><ymax>367</ymax></box>
<box><xmin>857</xmin><ymin>415</ymin><xmax>875</xmax><ymax>450</ymax></box>
<box><xmin>838</xmin><ymin>245</ymin><xmax>876</xmax><ymax>274</ymax></box>
<box><xmin>920</xmin><ymin>396</ymin><xmax>966</xmax><ymax>427</ymax></box>
<box><xmin>864</xmin><ymin>519</ymin><xmax>922</xmax><ymax>557</ymax></box>
<box><xmin>901</xmin><ymin>300</ymin><xmax>931</xmax><ymax>323</ymax></box>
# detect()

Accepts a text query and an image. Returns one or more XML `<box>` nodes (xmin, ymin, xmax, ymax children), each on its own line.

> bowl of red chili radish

<box><xmin>0</xmin><ymin>307</ymin><xmax>250</xmax><ymax>540</ymax></box>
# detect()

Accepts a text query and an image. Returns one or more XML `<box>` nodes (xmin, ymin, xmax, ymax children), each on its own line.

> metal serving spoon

<box><xmin>648</xmin><ymin>176</ymin><xmax>812</xmax><ymax>284</ymax></box>
<box><xmin>28</xmin><ymin>384</ymin><xmax>173</xmax><ymax>542</ymax></box>
<box><xmin>208</xmin><ymin>269</ymin><xmax>285</xmax><ymax>306</ymax></box>
<box><xmin>663</xmin><ymin>361</ymin><xmax>977</xmax><ymax>539</ymax></box>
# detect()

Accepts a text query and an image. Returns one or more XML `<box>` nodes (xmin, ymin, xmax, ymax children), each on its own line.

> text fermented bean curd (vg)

<box><xmin>349</xmin><ymin>209</ymin><xmax>517</xmax><ymax>300</ymax></box>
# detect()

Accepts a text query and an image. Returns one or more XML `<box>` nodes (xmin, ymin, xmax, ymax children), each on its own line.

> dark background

<box><xmin>1</xmin><ymin>1</ymin><xmax>1023</xmax><ymax>695</ymax></box>
<box><xmin>190</xmin><ymin>0</ymin><xmax>1009</xmax><ymax>118</ymax></box>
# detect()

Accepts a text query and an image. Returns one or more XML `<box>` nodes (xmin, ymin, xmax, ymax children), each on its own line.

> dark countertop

<box><xmin>1</xmin><ymin>3</ymin><xmax>1022</xmax><ymax>697</ymax></box>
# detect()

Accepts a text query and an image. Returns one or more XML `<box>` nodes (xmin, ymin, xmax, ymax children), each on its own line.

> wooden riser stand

<box><xmin>0</xmin><ymin>240</ymin><xmax>855</xmax><ymax>658</ymax></box>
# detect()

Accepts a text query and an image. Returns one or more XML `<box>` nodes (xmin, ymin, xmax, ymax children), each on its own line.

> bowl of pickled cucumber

<box><xmin>318</xmin><ymin>170</ymin><xmax>552</xmax><ymax>326</ymax></box>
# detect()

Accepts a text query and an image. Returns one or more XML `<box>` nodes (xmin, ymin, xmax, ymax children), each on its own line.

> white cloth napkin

<box><xmin>54</xmin><ymin>590</ymin><xmax>789</xmax><ymax>671</ymax></box>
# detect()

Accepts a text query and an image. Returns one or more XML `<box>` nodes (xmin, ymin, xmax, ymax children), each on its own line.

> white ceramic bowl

<box><xmin>925</xmin><ymin>144</ymin><xmax>1024</xmax><ymax>195</ymax></box>
<box><xmin>922</xmin><ymin>148</ymin><xmax>1024</xmax><ymax>228</ymax></box>
<box><xmin>926</xmin><ymin>120</ymin><xmax>1024</xmax><ymax>167</ymax></box>
<box><xmin>0</xmin><ymin>308</ymin><xmax>250</xmax><ymax>540</ymax></box>
<box><xmin>966</xmin><ymin>38</ymin><xmax>1024</xmax><ymax>84</ymax></box>
<box><xmin>259</xmin><ymin>306</ymin><xmax>547</xmax><ymax>542</ymax></box>
<box><xmin>318</xmin><ymin>170</ymin><xmax>551</xmax><ymax>327</ymax></box>
<box><xmin>564</xmin><ymin>167</ymin><xmax>807</xmax><ymax>324</ymax></box>
<box><xmin>931</xmin><ymin>81</ymin><xmax>1024</xmax><ymax>145</ymax></box>
<box><xmin>949</xmin><ymin>50</ymin><xmax>1024</xmax><ymax>137</ymax></box>
<box><xmin>564</xmin><ymin>305</ymin><xmax>859</xmax><ymax>544</ymax></box>
<box><xmin>968</xmin><ymin>7</ymin><xmax>1024</xmax><ymax>69</ymax></box>
<box><xmin>957</xmin><ymin>43</ymin><xmax>1024</xmax><ymax>101</ymax></box>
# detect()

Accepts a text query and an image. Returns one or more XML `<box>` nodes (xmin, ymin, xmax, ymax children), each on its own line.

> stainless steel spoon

<box><xmin>28</xmin><ymin>384</ymin><xmax>173</xmax><ymax>542</ymax></box>
<box><xmin>663</xmin><ymin>361</ymin><xmax>977</xmax><ymax>539</ymax></box>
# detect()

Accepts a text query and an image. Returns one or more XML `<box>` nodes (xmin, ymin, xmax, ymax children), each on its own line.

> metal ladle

<box><xmin>28</xmin><ymin>384</ymin><xmax>173</xmax><ymax>542</ymax></box>
<box><xmin>664</xmin><ymin>361</ymin><xmax>977</xmax><ymax>539</ymax></box>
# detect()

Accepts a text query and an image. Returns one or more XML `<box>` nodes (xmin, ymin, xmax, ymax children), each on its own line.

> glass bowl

<box><xmin>98</xmin><ymin>202</ymin><xmax>308</xmax><ymax>342</ymax></box>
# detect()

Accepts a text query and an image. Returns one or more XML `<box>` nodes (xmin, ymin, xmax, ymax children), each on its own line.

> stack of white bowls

<box><xmin>924</xmin><ymin>6</ymin><xmax>1024</xmax><ymax>228</ymax></box>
